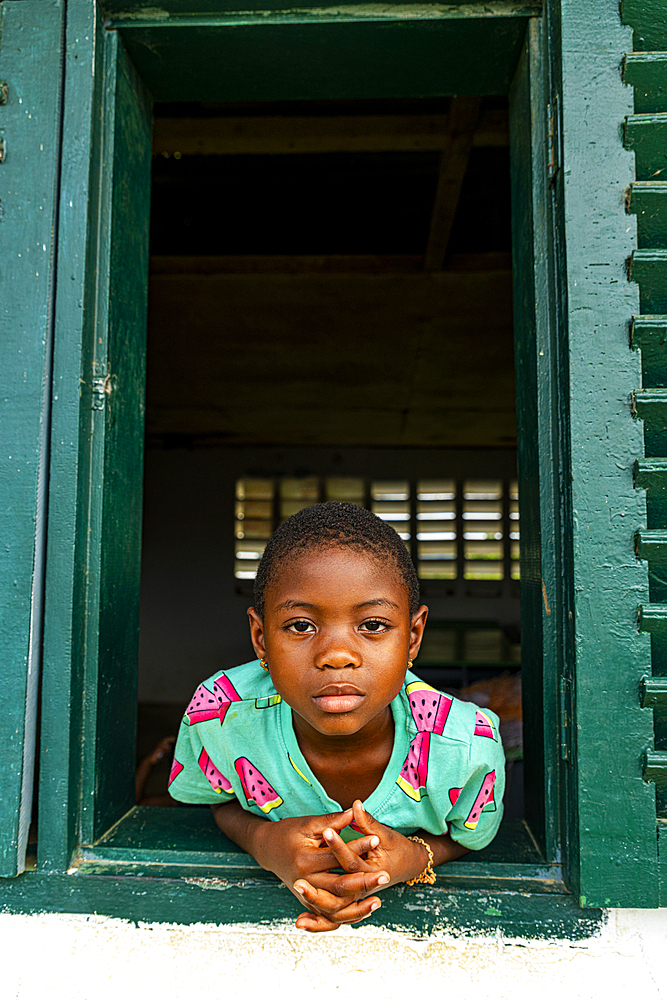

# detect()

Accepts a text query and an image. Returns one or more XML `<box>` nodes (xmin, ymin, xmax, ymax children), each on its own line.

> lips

<box><xmin>312</xmin><ymin>683</ymin><xmax>365</xmax><ymax>714</ymax></box>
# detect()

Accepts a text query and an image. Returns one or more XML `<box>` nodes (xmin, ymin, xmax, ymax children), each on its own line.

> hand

<box><xmin>249</xmin><ymin>809</ymin><xmax>390</xmax><ymax>932</ymax></box>
<box><xmin>145</xmin><ymin>736</ymin><xmax>176</xmax><ymax>767</ymax></box>
<box><xmin>294</xmin><ymin>798</ymin><xmax>426</xmax><ymax>927</ymax></box>
<box><xmin>344</xmin><ymin>799</ymin><xmax>470</xmax><ymax>885</ymax></box>
<box><xmin>293</xmin><ymin>799</ymin><xmax>470</xmax><ymax>931</ymax></box>
<box><xmin>135</xmin><ymin>736</ymin><xmax>177</xmax><ymax>804</ymax></box>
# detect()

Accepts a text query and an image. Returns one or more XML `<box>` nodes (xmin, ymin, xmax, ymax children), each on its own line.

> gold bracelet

<box><xmin>405</xmin><ymin>835</ymin><xmax>436</xmax><ymax>886</ymax></box>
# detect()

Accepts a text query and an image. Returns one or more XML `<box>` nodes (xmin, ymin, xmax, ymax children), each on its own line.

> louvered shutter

<box><xmin>0</xmin><ymin>0</ymin><xmax>64</xmax><ymax>876</ymax></box>
<box><xmin>624</xmin><ymin>0</ymin><xmax>667</xmax><ymax>906</ymax></box>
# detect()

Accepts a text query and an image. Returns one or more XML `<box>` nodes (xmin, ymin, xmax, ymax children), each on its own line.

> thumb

<box><xmin>351</xmin><ymin>799</ymin><xmax>382</xmax><ymax>835</ymax></box>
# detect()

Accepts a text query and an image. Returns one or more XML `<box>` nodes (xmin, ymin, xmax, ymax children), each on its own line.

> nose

<box><xmin>314</xmin><ymin>636</ymin><xmax>361</xmax><ymax>670</ymax></box>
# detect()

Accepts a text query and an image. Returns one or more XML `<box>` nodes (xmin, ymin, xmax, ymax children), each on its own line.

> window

<box><xmin>234</xmin><ymin>475</ymin><xmax>520</xmax><ymax>582</ymax></box>
<box><xmin>3</xmin><ymin>0</ymin><xmax>658</xmax><ymax>932</ymax></box>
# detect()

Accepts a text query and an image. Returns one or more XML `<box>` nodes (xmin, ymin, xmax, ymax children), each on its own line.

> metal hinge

<box><xmin>560</xmin><ymin>675</ymin><xmax>572</xmax><ymax>761</ymax></box>
<box><xmin>547</xmin><ymin>96</ymin><xmax>562</xmax><ymax>182</ymax></box>
<box><xmin>92</xmin><ymin>373</ymin><xmax>114</xmax><ymax>410</ymax></box>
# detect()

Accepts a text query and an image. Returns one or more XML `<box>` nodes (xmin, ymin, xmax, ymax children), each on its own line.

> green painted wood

<box><xmin>633</xmin><ymin>388</ymin><xmax>667</xmax><ymax>456</ymax></box>
<box><xmin>636</xmin><ymin>531</ymin><xmax>667</xmax><ymax>605</ymax></box>
<box><xmin>659</xmin><ymin>821</ymin><xmax>667</xmax><ymax>904</ymax></box>
<box><xmin>91</xmin><ymin>35</ymin><xmax>152</xmax><ymax>842</ymax></box>
<box><xmin>559</xmin><ymin>0</ymin><xmax>659</xmax><ymax>908</ymax></box>
<box><xmin>629</xmin><ymin>250</ymin><xmax>667</xmax><ymax>313</ymax></box>
<box><xmin>622</xmin><ymin>0</ymin><xmax>667</xmax><ymax>51</ymax></box>
<box><xmin>624</xmin><ymin>114</ymin><xmax>667</xmax><ymax>182</ymax></box>
<box><xmin>643</xmin><ymin>750</ymin><xmax>667</xmax><ymax>790</ymax></box>
<box><xmin>102</xmin><ymin>0</ymin><xmax>541</xmax><ymax>20</ymax></box>
<box><xmin>509</xmin><ymin>16</ymin><xmax>564</xmax><ymax>865</ymax></box>
<box><xmin>636</xmin><ymin>529</ymin><xmax>667</xmax><ymax>562</ymax></box>
<box><xmin>627</xmin><ymin>182</ymin><xmax>667</xmax><ymax>248</ymax></box>
<box><xmin>635</xmin><ymin>458</ymin><xmax>667</xmax><ymax>490</ymax></box>
<box><xmin>75</xmin><ymin>857</ymin><xmax>567</xmax><ymax>894</ymax></box>
<box><xmin>78</xmin><ymin>810</ymin><xmax>563</xmax><ymax>892</ymax></box>
<box><xmin>626</xmin><ymin>20</ymin><xmax>667</xmax><ymax>823</ymax></box>
<box><xmin>623</xmin><ymin>53</ymin><xmax>667</xmax><ymax>114</ymax></box>
<box><xmin>40</xmin><ymin>5</ymin><xmax>152</xmax><ymax>865</ymax></box>
<box><xmin>79</xmin><ymin>808</ymin><xmax>561</xmax><ymax>890</ymax></box>
<box><xmin>638</xmin><ymin>605</ymin><xmax>667</xmax><ymax>636</ymax></box>
<box><xmin>631</xmin><ymin>316</ymin><xmax>667</xmax><ymax>387</ymax></box>
<box><xmin>39</xmin><ymin>0</ymin><xmax>107</xmax><ymax>873</ymax></box>
<box><xmin>640</xmin><ymin>674</ymin><xmax>667</xmax><ymax>704</ymax></box>
<box><xmin>634</xmin><ymin>460</ymin><xmax>667</xmax><ymax>527</ymax></box>
<box><xmin>0</xmin><ymin>0</ymin><xmax>64</xmax><ymax>877</ymax></box>
<box><xmin>0</xmin><ymin>869</ymin><xmax>603</xmax><ymax>938</ymax></box>
<box><xmin>117</xmin><ymin>16</ymin><xmax>528</xmax><ymax>102</ymax></box>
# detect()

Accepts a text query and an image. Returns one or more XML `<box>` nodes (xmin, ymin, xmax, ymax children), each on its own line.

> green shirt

<box><xmin>169</xmin><ymin>659</ymin><xmax>505</xmax><ymax>851</ymax></box>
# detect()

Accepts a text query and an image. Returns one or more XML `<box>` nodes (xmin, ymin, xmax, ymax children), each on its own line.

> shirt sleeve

<box><xmin>168</xmin><ymin>714</ymin><xmax>238</xmax><ymax>805</ymax></box>
<box><xmin>444</xmin><ymin>707</ymin><xmax>506</xmax><ymax>851</ymax></box>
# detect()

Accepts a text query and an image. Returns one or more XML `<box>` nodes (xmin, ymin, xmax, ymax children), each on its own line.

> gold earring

<box><xmin>407</xmin><ymin>658</ymin><xmax>413</xmax><ymax>670</ymax></box>
<box><xmin>260</xmin><ymin>659</ymin><xmax>269</xmax><ymax>672</ymax></box>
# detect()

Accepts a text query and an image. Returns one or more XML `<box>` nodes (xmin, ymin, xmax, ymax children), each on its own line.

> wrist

<box><xmin>405</xmin><ymin>835</ymin><xmax>436</xmax><ymax>886</ymax></box>
<box><xmin>246</xmin><ymin>814</ymin><xmax>273</xmax><ymax>869</ymax></box>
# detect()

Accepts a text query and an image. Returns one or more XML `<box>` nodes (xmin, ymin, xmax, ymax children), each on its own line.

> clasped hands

<box><xmin>252</xmin><ymin>798</ymin><xmax>430</xmax><ymax>933</ymax></box>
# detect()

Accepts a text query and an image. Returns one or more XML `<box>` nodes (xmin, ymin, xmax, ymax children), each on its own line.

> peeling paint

<box><xmin>106</xmin><ymin>1</ymin><xmax>542</xmax><ymax>26</ymax></box>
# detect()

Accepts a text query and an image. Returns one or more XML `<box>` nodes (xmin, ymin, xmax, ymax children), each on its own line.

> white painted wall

<box><xmin>2</xmin><ymin>910</ymin><xmax>665</xmax><ymax>1000</ymax></box>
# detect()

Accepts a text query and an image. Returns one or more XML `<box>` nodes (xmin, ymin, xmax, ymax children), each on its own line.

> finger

<box><xmin>308</xmin><ymin>809</ymin><xmax>354</xmax><ymax>837</ymax></box>
<box><xmin>295</xmin><ymin>912</ymin><xmax>342</xmax><ymax>933</ymax></box>
<box><xmin>336</xmin><ymin>834</ymin><xmax>381</xmax><ymax>858</ymax></box>
<box><xmin>293</xmin><ymin>879</ymin><xmax>349</xmax><ymax>914</ymax></box>
<box><xmin>321</xmin><ymin>826</ymin><xmax>375</xmax><ymax>873</ymax></box>
<box><xmin>305</xmin><ymin>869</ymin><xmax>391</xmax><ymax>896</ymax></box>
<box><xmin>351</xmin><ymin>799</ymin><xmax>384</xmax><ymax>836</ymax></box>
<box><xmin>295</xmin><ymin>894</ymin><xmax>382</xmax><ymax>930</ymax></box>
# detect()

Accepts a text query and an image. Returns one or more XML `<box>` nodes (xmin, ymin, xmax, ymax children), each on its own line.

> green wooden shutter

<box><xmin>38</xmin><ymin>4</ymin><xmax>152</xmax><ymax>867</ymax></box>
<box><xmin>559</xmin><ymin>0</ymin><xmax>659</xmax><ymax>907</ymax></box>
<box><xmin>0</xmin><ymin>0</ymin><xmax>64</xmax><ymax>877</ymax></box>
<box><xmin>89</xmin><ymin>35</ymin><xmax>152</xmax><ymax>842</ymax></box>
<box><xmin>509</xmin><ymin>17</ymin><xmax>568</xmax><ymax>867</ymax></box>
<box><xmin>623</xmin><ymin>0</ymin><xmax>667</xmax><ymax>906</ymax></box>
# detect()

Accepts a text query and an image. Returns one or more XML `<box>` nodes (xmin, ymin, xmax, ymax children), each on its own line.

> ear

<box><xmin>408</xmin><ymin>605</ymin><xmax>429</xmax><ymax>662</ymax></box>
<box><xmin>247</xmin><ymin>607</ymin><xmax>267</xmax><ymax>661</ymax></box>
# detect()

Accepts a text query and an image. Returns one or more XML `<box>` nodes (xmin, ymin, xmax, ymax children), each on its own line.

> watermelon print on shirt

<box><xmin>169</xmin><ymin>661</ymin><xmax>506</xmax><ymax>852</ymax></box>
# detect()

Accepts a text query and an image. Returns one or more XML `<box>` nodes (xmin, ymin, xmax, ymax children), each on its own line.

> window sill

<box><xmin>73</xmin><ymin>809</ymin><xmax>565</xmax><ymax>895</ymax></box>
<box><xmin>0</xmin><ymin>810</ymin><xmax>606</xmax><ymax>938</ymax></box>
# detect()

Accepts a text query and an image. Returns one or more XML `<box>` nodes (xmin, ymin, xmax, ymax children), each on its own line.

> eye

<box><xmin>286</xmin><ymin>620</ymin><xmax>315</xmax><ymax>634</ymax></box>
<box><xmin>360</xmin><ymin>619</ymin><xmax>389</xmax><ymax>633</ymax></box>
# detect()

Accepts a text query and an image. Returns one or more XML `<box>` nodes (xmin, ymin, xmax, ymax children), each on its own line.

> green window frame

<box><xmin>1</xmin><ymin>0</ymin><xmax>663</xmax><ymax>930</ymax></box>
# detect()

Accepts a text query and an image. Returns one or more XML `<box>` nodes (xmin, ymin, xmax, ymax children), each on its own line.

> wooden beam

<box><xmin>148</xmin><ymin>252</ymin><xmax>512</xmax><ymax>275</ymax></box>
<box><xmin>152</xmin><ymin>109</ymin><xmax>508</xmax><ymax>157</ymax></box>
<box><xmin>423</xmin><ymin>97</ymin><xmax>481</xmax><ymax>271</ymax></box>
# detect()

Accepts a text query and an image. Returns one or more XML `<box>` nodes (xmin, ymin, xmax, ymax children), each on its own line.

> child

<box><xmin>169</xmin><ymin>502</ymin><xmax>505</xmax><ymax>932</ymax></box>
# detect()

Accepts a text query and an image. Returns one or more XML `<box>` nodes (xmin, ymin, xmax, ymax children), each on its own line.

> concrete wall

<box><xmin>2</xmin><ymin>909</ymin><xmax>665</xmax><ymax>999</ymax></box>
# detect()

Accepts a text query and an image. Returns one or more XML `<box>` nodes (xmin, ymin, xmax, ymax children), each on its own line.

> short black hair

<box><xmin>253</xmin><ymin>501</ymin><xmax>420</xmax><ymax>619</ymax></box>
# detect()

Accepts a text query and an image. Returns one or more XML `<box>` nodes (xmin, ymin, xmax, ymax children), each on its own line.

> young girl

<box><xmin>169</xmin><ymin>502</ymin><xmax>505</xmax><ymax>932</ymax></box>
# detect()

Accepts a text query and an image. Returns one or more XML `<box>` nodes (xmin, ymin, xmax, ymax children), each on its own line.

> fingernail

<box><xmin>157</xmin><ymin>752</ymin><xmax>164</xmax><ymax>759</ymax></box>
<box><xmin>370</xmin><ymin>836</ymin><xmax>380</xmax><ymax>848</ymax></box>
<box><xmin>293</xmin><ymin>884</ymin><xmax>305</xmax><ymax>895</ymax></box>
<box><xmin>323</xmin><ymin>828</ymin><xmax>334</xmax><ymax>840</ymax></box>
<box><xmin>377</xmin><ymin>875</ymin><xmax>390</xmax><ymax>885</ymax></box>
<box><xmin>371</xmin><ymin>901</ymin><xmax>381</xmax><ymax>911</ymax></box>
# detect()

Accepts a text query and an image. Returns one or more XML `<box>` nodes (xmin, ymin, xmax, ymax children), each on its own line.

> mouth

<box><xmin>312</xmin><ymin>684</ymin><xmax>365</xmax><ymax>714</ymax></box>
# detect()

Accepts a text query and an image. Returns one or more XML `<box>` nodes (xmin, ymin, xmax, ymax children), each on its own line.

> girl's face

<box><xmin>247</xmin><ymin>547</ymin><xmax>428</xmax><ymax>740</ymax></box>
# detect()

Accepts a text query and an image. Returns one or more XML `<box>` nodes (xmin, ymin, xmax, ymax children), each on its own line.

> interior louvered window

<box><xmin>234</xmin><ymin>475</ymin><xmax>519</xmax><ymax>582</ymax></box>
